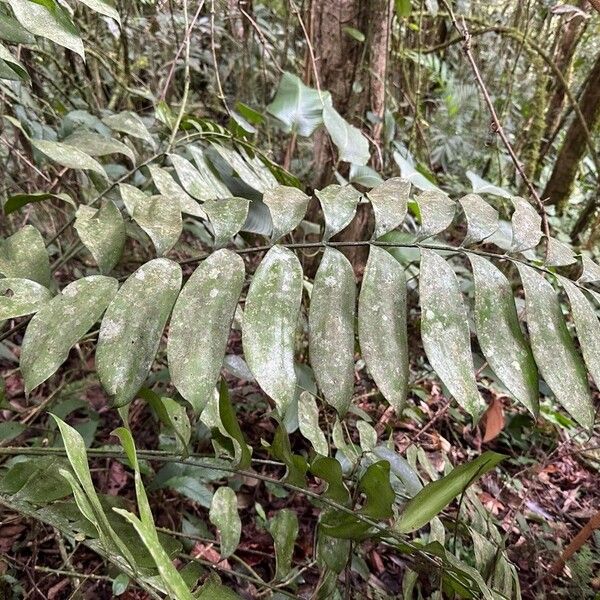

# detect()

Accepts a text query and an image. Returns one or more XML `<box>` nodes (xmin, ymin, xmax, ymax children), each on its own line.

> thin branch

<box><xmin>289</xmin><ymin>0</ymin><xmax>322</xmax><ymax>97</ymax></box>
<box><xmin>209</xmin><ymin>0</ymin><xmax>231</xmax><ymax>116</ymax></box>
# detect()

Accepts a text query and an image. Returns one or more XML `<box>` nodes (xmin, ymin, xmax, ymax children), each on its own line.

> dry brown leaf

<box><xmin>482</xmin><ymin>398</ymin><xmax>505</xmax><ymax>442</ymax></box>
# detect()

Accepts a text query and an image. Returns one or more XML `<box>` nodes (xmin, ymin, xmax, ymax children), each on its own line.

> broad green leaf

<box><xmin>0</xmin><ymin>225</ymin><xmax>51</xmax><ymax>287</ymax></box>
<box><xmin>559</xmin><ymin>278</ymin><xmax>600</xmax><ymax>400</ymax></box>
<box><xmin>358</xmin><ymin>245</ymin><xmax>408</xmax><ymax>414</ymax></box>
<box><xmin>243</xmin><ymin>246</ymin><xmax>303</xmax><ymax>416</ymax></box>
<box><xmin>74</xmin><ymin>200</ymin><xmax>125</xmax><ymax>273</ymax></box>
<box><xmin>349</xmin><ymin>163</ymin><xmax>384</xmax><ymax>187</ymax></box>
<box><xmin>310</xmin><ymin>456</ymin><xmax>350</xmax><ymax>505</ymax></box>
<box><xmin>323</xmin><ymin>102</ymin><xmax>370</xmax><ymax>166</ymax></box>
<box><xmin>416</xmin><ymin>190</ymin><xmax>455</xmax><ymax>240</ymax></box>
<box><xmin>0</xmin><ymin>14</ymin><xmax>35</xmax><ymax>44</ymax></box>
<box><xmin>545</xmin><ymin>237</ymin><xmax>576</xmax><ymax>267</ymax></box>
<box><xmin>129</xmin><ymin>193</ymin><xmax>182</xmax><ymax>256</ymax></box>
<box><xmin>266</xmin><ymin>72</ymin><xmax>325</xmax><ymax>137</ymax></box>
<box><xmin>170</xmin><ymin>153</ymin><xmax>217</xmax><ymax>201</ymax></box>
<box><xmin>357</xmin><ymin>420</ymin><xmax>377</xmax><ymax>452</ymax></box>
<box><xmin>263</xmin><ymin>185</ymin><xmax>310</xmax><ymax>241</ymax></box>
<box><xmin>167</xmin><ymin>250</ymin><xmax>244</xmax><ymax>413</ymax></box>
<box><xmin>465</xmin><ymin>171</ymin><xmax>512</xmax><ymax>199</ymax></box>
<box><xmin>315</xmin><ymin>184</ymin><xmax>361</xmax><ymax>241</ymax></box>
<box><xmin>209</xmin><ymin>486</ymin><xmax>241</xmax><ymax>558</ymax></box>
<box><xmin>395</xmin><ymin>452</ymin><xmax>505</xmax><ymax>533</ymax></box>
<box><xmin>77</xmin><ymin>0</ymin><xmax>121</xmax><ymax>24</ymax></box>
<box><xmin>211</xmin><ymin>143</ymin><xmax>277</xmax><ymax>193</ymax></box>
<box><xmin>3</xmin><ymin>191</ymin><xmax>75</xmax><ymax>216</ymax></box>
<box><xmin>269</xmin><ymin>509</ymin><xmax>299</xmax><ymax>580</ymax></box>
<box><xmin>517</xmin><ymin>265</ymin><xmax>593</xmax><ymax>428</ymax></box>
<box><xmin>372</xmin><ymin>445</ymin><xmax>422</xmax><ymax>497</ymax></box>
<box><xmin>63</xmin><ymin>130</ymin><xmax>134</xmax><ymax>164</ymax></box>
<box><xmin>31</xmin><ymin>139</ymin><xmax>106</xmax><ymax>177</ymax></box>
<box><xmin>298</xmin><ymin>391</ymin><xmax>328</xmax><ymax>455</ymax></box>
<box><xmin>395</xmin><ymin>0</ymin><xmax>412</xmax><ymax>17</ymax></box>
<box><xmin>96</xmin><ymin>259</ymin><xmax>182</xmax><ymax>407</ymax></box>
<box><xmin>511</xmin><ymin>197</ymin><xmax>542</xmax><ymax>252</ymax></box>
<box><xmin>0</xmin><ymin>43</ymin><xmax>28</xmax><ymax>79</ymax></box>
<box><xmin>268</xmin><ymin>424</ymin><xmax>308</xmax><ymax>487</ymax></box>
<box><xmin>309</xmin><ymin>248</ymin><xmax>356</xmax><ymax>415</ymax></box>
<box><xmin>188</xmin><ymin>146</ymin><xmax>231</xmax><ymax>199</ymax></box>
<box><xmin>458</xmin><ymin>193</ymin><xmax>498</xmax><ymax>245</ymax></box>
<box><xmin>21</xmin><ymin>276</ymin><xmax>117</xmax><ymax>393</ymax></box>
<box><xmin>0</xmin><ymin>421</ymin><xmax>26</xmax><ymax>443</ymax></box>
<box><xmin>578</xmin><ymin>254</ymin><xmax>600</xmax><ymax>284</ymax></box>
<box><xmin>148</xmin><ymin>164</ymin><xmax>206</xmax><ymax>219</ymax></box>
<box><xmin>0</xmin><ymin>278</ymin><xmax>53</xmax><ymax>320</ymax></box>
<box><xmin>103</xmin><ymin>111</ymin><xmax>155</xmax><ymax>147</ymax></box>
<box><xmin>469</xmin><ymin>255</ymin><xmax>538</xmax><ymax>416</ymax></box>
<box><xmin>196</xmin><ymin>574</ymin><xmax>243</xmax><ymax>599</ymax></box>
<box><xmin>8</xmin><ymin>0</ymin><xmax>84</xmax><ymax>57</ymax></box>
<box><xmin>420</xmin><ymin>250</ymin><xmax>485</xmax><ymax>421</ymax></box>
<box><xmin>203</xmin><ymin>197</ymin><xmax>249</xmax><ymax>247</ymax></box>
<box><xmin>393</xmin><ymin>151</ymin><xmax>441</xmax><ymax>192</ymax></box>
<box><xmin>367</xmin><ymin>177</ymin><xmax>410</xmax><ymax>240</ymax></box>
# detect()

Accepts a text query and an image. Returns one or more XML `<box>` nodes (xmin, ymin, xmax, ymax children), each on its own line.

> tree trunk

<box><xmin>541</xmin><ymin>51</ymin><xmax>600</xmax><ymax>212</ymax></box>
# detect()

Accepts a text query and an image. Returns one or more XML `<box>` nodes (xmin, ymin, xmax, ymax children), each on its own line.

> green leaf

<box><xmin>315</xmin><ymin>184</ymin><xmax>362</xmax><ymax>242</ymax></box>
<box><xmin>196</xmin><ymin>573</ymin><xmax>243</xmax><ymax>599</ymax></box>
<box><xmin>21</xmin><ymin>276</ymin><xmax>117</xmax><ymax>393</ymax></box>
<box><xmin>367</xmin><ymin>177</ymin><xmax>410</xmax><ymax>240</ymax></box>
<box><xmin>511</xmin><ymin>197</ymin><xmax>542</xmax><ymax>253</ymax></box>
<box><xmin>465</xmin><ymin>171</ymin><xmax>512</xmax><ymax>199</ymax></box>
<box><xmin>31</xmin><ymin>139</ymin><xmax>106</xmax><ymax>177</ymax></box>
<box><xmin>469</xmin><ymin>255</ymin><xmax>538</xmax><ymax>416</ymax></box>
<box><xmin>0</xmin><ymin>43</ymin><xmax>28</xmax><ymax>79</ymax></box>
<box><xmin>147</xmin><ymin>164</ymin><xmax>206</xmax><ymax>219</ymax></box>
<box><xmin>74</xmin><ymin>200</ymin><xmax>125</xmax><ymax>273</ymax></box>
<box><xmin>203</xmin><ymin>197</ymin><xmax>249</xmax><ymax>247</ymax></box>
<box><xmin>170</xmin><ymin>153</ymin><xmax>219</xmax><ymax>201</ymax></box>
<box><xmin>167</xmin><ymin>249</ymin><xmax>244</xmax><ymax>413</ymax></box>
<box><xmin>323</xmin><ymin>102</ymin><xmax>370</xmax><ymax>166</ymax></box>
<box><xmin>310</xmin><ymin>456</ymin><xmax>350</xmax><ymax>504</ymax></box>
<box><xmin>268</xmin><ymin>424</ymin><xmax>308</xmax><ymax>487</ymax></box>
<box><xmin>416</xmin><ymin>190</ymin><xmax>455</xmax><ymax>240</ymax></box>
<box><xmin>298</xmin><ymin>391</ymin><xmax>328</xmax><ymax>455</ymax></box>
<box><xmin>77</xmin><ymin>0</ymin><xmax>121</xmax><ymax>24</ymax></box>
<box><xmin>458</xmin><ymin>194</ymin><xmax>498</xmax><ymax>245</ymax></box>
<box><xmin>0</xmin><ymin>421</ymin><xmax>26</xmax><ymax>443</ymax></box>
<box><xmin>0</xmin><ymin>225</ymin><xmax>52</xmax><ymax>287</ymax></box>
<box><xmin>359</xmin><ymin>245</ymin><xmax>408</xmax><ymax>414</ymax></box>
<box><xmin>545</xmin><ymin>237</ymin><xmax>576</xmax><ymax>267</ymax></box>
<box><xmin>309</xmin><ymin>248</ymin><xmax>356</xmax><ymax>415</ymax></box>
<box><xmin>188</xmin><ymin>146</ymin><xmax>232</xmax><ymax>199</ymax></box>
<box><xmin>4</xmin><ymin>191</ymin><xmax>75</xmax><ymax>216</ymax></box>
<box><xmin>0</xmin><ymin>14</ymin><xmax>36</xmax><ymax>44</ymax></box>
<box><xmin>0</xmin><ymin>278</ymin><xmax>53</xmax><ymax>320</ymax></box>
<box><xmin>263</xmin><ymin>184</ymin><xmax>310</xmax><ymax>241</ymax></box>
<box><xmin>372</xmin><ymin>445</ymin><xmax>422</xmax><ymax>497</ymax></box>
<box><xmin>8</xmin><ymin>0</ymin><xmax>84</xmax><ymax>57</ymax></box>
<box><xmin>209</xmin><ymin>486</ymin><xmax>241</xmax><ymax>558</ymax></box>
<box><xmin>420</xmin><ymin>249</ymin><xmax>485</xmax><ymax>421</ymax></box>
<box><xmin>517</xmin><ymin>265</ymin><xmax>593</xmax><ymax>428</ymax></box>
<box><xmin>63</xmin><ymin>130</ymin><xmax>133</xmax><ymax>164</ymax></box>
<box><xmin>123</xmin><ymin>189</ymin><xmax>182</xmax><ymax>256</ymax></box>
<box><xmin>267</xmin><ymin>72</ymin><xmax>325</xmax><ymax>137</ymax></box>
<box><xmin>269</xmin><ymin>509</ymin><xmax>299</xmax><ymax>580</ymax></box>
<box><xmin>102</xmin><ymin>111</ymin><xmax>155</xmax><ymax>147</ymax></box>
<box><xmin>243</xmin><ymin>245</ymin><xmax>303</xmax><ymax>416</ymax></box>
<box><xmin>96</xmin><ymin>259</ymin><xmax>182</xmax><ymax>407</ymax></box>
<box><xmin>395</xmin><ymin>452</ymin><xmax>505</xmax><ymax>533</ymax></box>
<box><xmin>395</xmin><ymin>0</ymin><xmax>412</xmax><ymax>17</ymax></box>
<box><xmin>112</xmin><ymin>573</ymin><xmax>129</xmax><ymax>596</ymax></box>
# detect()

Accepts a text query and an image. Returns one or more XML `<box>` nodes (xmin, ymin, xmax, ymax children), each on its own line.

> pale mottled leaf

<box><xmin>263</xmin><ymin>185</ymin><xmax>310</xmax><ymax>241</ymax></box>
<box><xmin>167</xmin><ymin>250</ymin><xmax>245</xmax><ymax>413</ymax></box>
<box><xmin>0</xmin><ymin>278</ymin><xmax>52</xmax><ymax>320</ymax></box>
<box><xmin>0</xmin><ymin>225</ymin><xmax>51</xmax><ymax>287</ymax></box>
<box><xmin>511</xmin><ymin>197</ymin><xmax>542</xmax><ymax>253</ymax></box>
<box><xmin>578</xmin><ymin>254</ymin><xmax>600</xmax><ymax>284</ymax></box>
<box><xmin>517</xmin><ymin>265</ymin><xmax>593</xmax><ymax>428</ymax></box>
<box><xmin>103</xmin><ymin>111</ymin><xmax>155</xmax><ymax>147</ymax></box>
<box><xmin>466</xmin><ymin>171</ymin><xmax>512</xmax><ymax>199</ymax></box>
<box><xmin>458</xmin><ymin>193</ymin><xmax>499</xmax><ymax>245</ymax></box>
<box><xmin>309</xmin><ymin>248</ymin><xmax>356</xmax><ymax>415</ymax></box>
<box><xmin>74</xmin><ymin>200</ymin><xmax>125</xmax><ymax>272</ymax></box>
<box><xmin>32</xmin><ymin>139</ymin><xmax>106</xmax><ymax>177</ymax></box>
<box><xmin>545</xmin><ymin>237</ymin><xmax>576</xmax><ymax>267</ymax></box>
<box><xmin>148</xmin><ymin>164</ymin><xmax>206</xmax><ymax>219</ymax></box>
<box><xmin>356</xmin><ymin>421</ymin><xmax>377</xmax><ymax>452</ymax></box>
<box><xmin>0</xmin><ymin>14</ymin><xmax>35</xmax><ymax>44</ymax></box>
<box><xmin>393</xmin><ymin>151</ymin><xmax>442</xmax><ymax>192</ymax></box>
<box><xmin>78</xmin><ymin>0</ymin><xmax>121</xmax><ymax>24</ymax></box>
<box><xmin>96</xmin><ymin>259</ymin><xmax>182</xmax><ymax>407</ymax></box>
<box><xmin>170</xmin><ymin>153</ymin><xmax>215</xmax><ymax>201</ymax></box>
<box><xmin>21</xmin><ymin>276</ymin><xmax>117</xmax><ymax>393</ymax></box>
<box><xmin>211</xmin><ymin>143</ymin><xmax>276</xmax><ymax>193</ymax></box>
<box><xmin>416</xmin><ymin>190</ymin><xmax>455</xmax><ymax>240</ymax></box>
<box><xmin>63</xmin><ymin>130</ymin><xmax>134</xmax><ymax>164</ymax></box>
<box><xmin>323</xmin><ymin>102</ymin><xmax>370</xmax><ymax>166</ymax></box>
<box><xmin>269</xmin><ymin>509</ymin><xmax>299</xmax><ymax>580</ymax></box>
<box><xmin>367</xmin><ymin>177</ymin><xmax>410</xmax><ymax>240</ymax></box>
<box><xmin>358</xmin><ymin>245</ymin><xmax>408</xmax><ymax>414</ymax></box>
<box><xmin>8</xmin><ymin>0</ymin><xmax>84</xmax><ymax>57</ymax></box>
<box><xmin>203</xmin><ymin>198</ymin><xmax>249</xmax><ymax>247</ymax></box>
<box><xmin>131</xmin><ymin>194</ymin><xmax>182</xmax><ymax>256</ymax></box>
<box><xmin>469</xmin><ymin>255</ymin><xmax>538</xmax><ymax>415</ymax></box>
<box><xmin>315</xmin><ymin>184</ymin><xmax>361</xmax><ymax>241</ymax></box>
<box><xmin>0</xmin><ymin>43</ymin><xmax>27</xmax><ymax>79</ymax></box>
<box><xmin>209</xmin><ymin>487</ymin><xmax>241</xmax><ymax>558</ymax></box>
<box><xmin>298</xmin><ymin>391</ymin><xmax>328</xmax><ymax>456</ymax></box>
<box><xmin>560</xmin><ymin>277</ymin><xmax>600</xmax><ymax>397</ymax></box>
<box><xmin>188</xmin><ymin>146</ymin><xmax>231</xmax><ymax>199</ymax></box>
<box><xmin>243</xmin><ymin>246</ymin><xmax>303</xmax><ymax>415</ymax></box>
<box><xmin>420</xmin><ymin>250</ymin><xmax>485</xmax><ymax>420</ymax></box>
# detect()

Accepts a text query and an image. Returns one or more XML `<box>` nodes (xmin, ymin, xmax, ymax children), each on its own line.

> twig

<box><xmin>289</xmin><ymin>0</ymin><xmax>322</xmax><ymax>98</ymax></box>
<box><xmin>209</xmin><ymin>0</ymin><xmax>231</xmax><ymax>116</ymax></box>
<box><xmin>239</xmin><ymin>5</ymin><xmax>285</xmax><ymax>74</ymax></box>
<box><xmin>438</xmin><ymin>1</ymin><xmax>550</xmax><ymax>242</ymax></box>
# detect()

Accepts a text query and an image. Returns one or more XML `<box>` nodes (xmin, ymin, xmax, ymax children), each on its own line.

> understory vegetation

<box><xmin>1</xmin><ymin>0</ymin><xmax>600</xmax><ymax>598</ymax></box>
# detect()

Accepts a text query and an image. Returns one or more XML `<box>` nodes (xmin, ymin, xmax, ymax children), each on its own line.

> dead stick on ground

<box><xmin>439</xmin><ymin>0</ymin><xmax>550</xmax><ymax>244</ymax></box>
